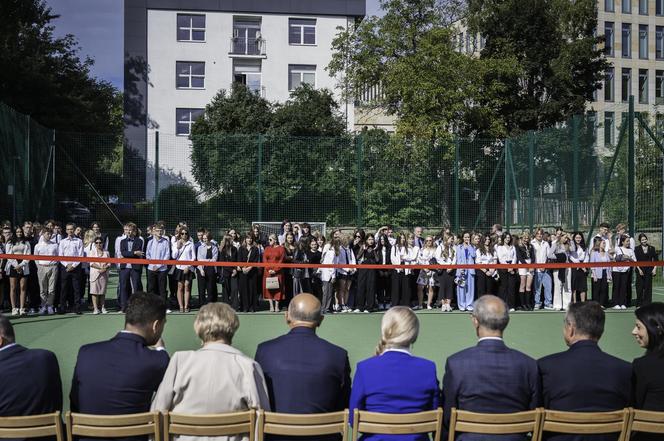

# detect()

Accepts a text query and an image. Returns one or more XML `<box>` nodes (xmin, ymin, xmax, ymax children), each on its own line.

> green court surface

<box><xmin>9</xmin><ymin>303</ymin><xmax>655</xmax><ymax>411</ymax></box>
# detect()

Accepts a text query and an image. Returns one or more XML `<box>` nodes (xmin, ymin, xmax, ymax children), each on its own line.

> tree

<box><xmin>467</xmin><ymin>0</ymin><xmax>608</xmax><ymax>134</ymax></box>
<box><xmin>270</xmin><ymin>84</ymin><xmax>346</xmax><ymax>136</ymax></box>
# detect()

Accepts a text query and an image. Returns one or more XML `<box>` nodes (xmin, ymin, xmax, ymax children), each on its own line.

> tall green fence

<box><xmin>1</xmin><ymin>100</ymin><xmax>663</xmax><ymax>240</ymax></box>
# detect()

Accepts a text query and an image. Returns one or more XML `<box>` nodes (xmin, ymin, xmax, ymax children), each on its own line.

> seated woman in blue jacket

<box><xmin>349</xmin><ymin>306</ymin><xmax>441</xmax><ymax>441</ymax></box>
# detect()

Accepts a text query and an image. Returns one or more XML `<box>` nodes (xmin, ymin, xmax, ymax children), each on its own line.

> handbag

<box><xmin>265</xmin><ymin>276</ymin><xmax>280</xmax><ymax>290</ymax></box>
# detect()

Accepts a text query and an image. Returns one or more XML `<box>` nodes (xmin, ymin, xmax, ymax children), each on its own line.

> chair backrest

<box><xmin>627</xmin><ymin>408</ymin><xmax>664</xmax><ymax>436</ymax></box>
<box><xmin>0</xmin><ymin>412</ymin><xmax>63</xmax><ymax>441</ymax></box>
<box><xmin>352</xmin><ymin>408</ymin><xmax>443</xmax><ymax>441</ymax></box>
<box><xmin>164</xmin><ymin>410</ymin><xmax>256</xmax><ymax>441</ymax></box>
<box><xmin>542</xmin><ymin>409</ymin><xmax>630</xmax><ymax>441</ymax></box>
<box><xmin>65</xmin><ymin>411</ymin><xmax>160</xmax><ymax>441</ymax></box>
<box><xmin>257</xmin><ymin>410</ymin><xmax>349</xmax><ymax>441</ymax></box>
<box><xmin>447</xmin><ymin>408</ymin><xmax>543</xmax><ymax>441</ymax></box>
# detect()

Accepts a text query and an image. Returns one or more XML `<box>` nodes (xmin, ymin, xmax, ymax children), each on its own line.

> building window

<box><xmin>176</xmin><ymin>108</ymin><xmax>204</xmax><ymax>136</ymax></box>
<box><xmin>639</xmin><ymin>69</ymin><xmax>649</xmax><ymax>103</ymax></box>
<box><xmin>606</xmin><ymin>0</ymin><xmax>616</xmax><ymax>10</ymax></box>
<box><xmin>623</xmin><ymin>0</ymin><xmax>632</xmax><ymax>12</ymax></box>
<box><xmin>622</xmin><ymin>23</ymin><xmax>632</xmax><ymax>58</ymax></box>
<box><xmin>658</xmin><ymin>0</ymin><xmax>664</xmax><ymax>14</ymax></box>
<box><xmin>232</xmin><ymin>18</ymin><xmax>263</xmax><ymax>55</ymax></box>
<box><xmin>605</xmin><ymin>111</ymin><xmax>615</xmax><ymax>145</ymax></box>
<box><xmin>177</xmin><ymin>14</ymin><xmax>205</xmax><ymax>42</ymax></box>
<box><xmin>656</xmin><ymin>70</ymin><xmax>664</xmax><ymax>103</ymax></box>
<box><xmin>605</xmin><ymin>22</ymin><xmax>615</xmax><ymax>56</ymax></box>
<box><xmin>233</xmin><ymin>59</ymin><xmax>262</xmax><ymax>93</ymax></box>
<box><xmin>588</xmin><ymin>111</ymin><xmax>598</xmax><ymax>145</ymax></box>
<box><xmin>176</xmin><ymin>62</ymin><xmax>205</xmax><ymax>89</ymax></box>
<box><xmin>622</xmin><ymin>68</ymin><xmax>632</xmax><ymax>101</ymax></box>
<box><xmin>639</xmin><ymin>25</ymin><xmax>649</xmax><ymax>58</ymax></box>
<box><xmin>288</xmin><ymin>65</ymin><xmax>316</xmax><ymax>90</ymax></box>
<box><xmin>289</xmin><ymin>18</ymin><xmax>316</xmax><ymax>45</ymax></box>
<box><xmin>605</xmin><ymin>67</ymin><xmax>615</xmax><ymax>101</ymax></box>
<box><xmin>640</xmin><ymin>0</ymin><xmax>649</xmax><ymax>13</ymax></box>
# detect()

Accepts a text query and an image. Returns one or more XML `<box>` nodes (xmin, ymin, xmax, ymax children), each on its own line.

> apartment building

<box><xmin>123</xmin><ymin>0</ymin><xmax>365</xmax><ymax>200</ymax></box>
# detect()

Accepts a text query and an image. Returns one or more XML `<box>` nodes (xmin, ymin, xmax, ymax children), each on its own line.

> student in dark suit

<box><xmin>538</xmin><ymin>301</ymin><xmax>631</xmax><ymax>441</ymax></box>
<box><xmin>442</xmin><ymin>295</ymin><xmax>540</xmax><ymax>441</ymax></box>
<box><xmin>634</xmin><ymin>234</ymin><xmax>658</xmax><ymax>307</ymax></box>
<box><xmin>631</xmin><ymin>303</ymin><xmax>664</xmax><ymax>441</ymax></box>
<box><xmin>119</xmin><ymin>223</ymin><xmax>145</xmax><ymax>312</ymax></box>
<box><xmin>255</xmin><ymin>293</ymin><xmax>351</xmax><ymax>441</ymax></box>
<box><xmin>70</xmin><ymin>292</ymin><xmax>169</xmax><ymax>422</ymax></box>
<box><xmin>0</xmin><ymin>315</ymin><xmax>63</xmax><ymax>421</ymax></box>
<box><xmin>349</xmin><ymin>306</ymin><xmax>440</xmax><ymax>441</ymax></box>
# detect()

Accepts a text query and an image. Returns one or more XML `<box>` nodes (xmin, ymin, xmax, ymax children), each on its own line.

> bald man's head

<box><xmin>287</xmin><ymin>293</ymin><xmax>323</xmax><ymax>328</ymax></box>
<box><xmin>472</xmin><ymin>295</ymin><xmax>509</xmax><ymax>335</ymax></box>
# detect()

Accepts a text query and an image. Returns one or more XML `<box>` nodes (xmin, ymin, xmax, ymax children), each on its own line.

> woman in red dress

<box><xmin>262</xmin><ymin>234</ymin><xmax>286</xmax><ymax>312</ymax></box>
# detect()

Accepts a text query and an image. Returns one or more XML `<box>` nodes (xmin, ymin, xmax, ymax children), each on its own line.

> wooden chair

<box><xmin>447</xmin><ymin>408</ymin><xmax>543</xmax><ymax>441</ymax></box>
<box><xmin>164</xmin><ymin>410</ymin><xmax>256</xmax><ymax>441</ymax></box>
<box><xmin>257</xmin><ymin>410</ymin><xmax>349</xmax><ymax>441</ymax></box>
<box><xmin>351</xmin><ymin>408</ymin><xmax>443</xmax><ymax>441</ymax></box>
<box><xmin>627</xmin><ymin>408</ymin><xmax>664</xmax><ymax>438</ymax></box>
<box><xmin>0</xmin><ymin>412</ymin><xmax>63</xmax><ymax>441</ymax></box>
<box><xmin>542</xmin><ymin>409</ymin><xmax>631</xmax><ymax>441</ymax></box>
<box><xmin>65</xmin><ymin>411</ymin><xmax>160</xmax><ymax>441</ymax></box>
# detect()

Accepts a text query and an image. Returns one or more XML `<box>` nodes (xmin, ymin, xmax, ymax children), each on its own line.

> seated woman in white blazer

<box><xmin>151</xmin><ymin>302</ymin><xmax>270</xmax><ymax>439</ymax></box>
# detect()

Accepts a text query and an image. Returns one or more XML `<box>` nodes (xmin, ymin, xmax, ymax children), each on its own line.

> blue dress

<box><xmin>455</xmin><ymin>245</ymin><xmax>476</xmax><ymax>310</ymax></box>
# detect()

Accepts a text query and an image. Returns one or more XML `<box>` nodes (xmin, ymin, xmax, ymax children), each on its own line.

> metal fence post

<box><xmin>257</xmin><ymin>134</ymin><xmax>264</xmax><ymax>222</ymax></box>
<box><xmin>154</xmin><ymin>131</ymin><xmax>159</xmax><ymax>222</ymax></box>
<box><xmin>628</xmin><ymin>95</ymin><xmax>635</xmax><ymax>237</ymax></box>
<box><xmin>504</xmin><ymin>140</ymin><xmax>511</xmax><ymax>231</ymax></box>
<box><xmin>454</xmin><ymin>137</ymin><xmax>460</xmax><ymax>232</ymax></box>
<box><xmin>528</xmin><ymin>131</ymin><xmax>535</xmax><ymax>232</ymax></box>
<box><xmin>51</xmin><ymin>130</ymin><xmax>56</xmax><ymax>218</ymax></box>
<box><xmin>24</xmin><ymin>114</ymin><xmax>30</xmax><ymax>220</ymax></box>
<box><xmin>356</xmin><ymin>134</ymin><xmax>364</xmax><ymax>226</ymax></box>
<box><xmin>572</xmin><ymin>115</ymin><xmax>580</xmax><ymax>232</ymax></box>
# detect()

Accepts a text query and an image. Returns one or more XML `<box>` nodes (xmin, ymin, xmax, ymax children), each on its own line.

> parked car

<box><xmin>56</xmin><ymin>200</ymin><xmax>92</xmax><ymax>226</ymax></box>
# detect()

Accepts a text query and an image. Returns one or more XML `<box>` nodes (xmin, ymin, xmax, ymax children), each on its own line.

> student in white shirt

<box><xmin>475</xmin><ymin>234</ymin><xmax>497</xmax><ymax>297</ymax></box>
<box><xmin>612</xmin><ymin>234</ymin><xmax>636</xmax><ymax>309</ymax></box>
<box><xmin>589</xmin><ymin>237</ymin><xmax>611</xmax><ymax>308</ymax></box>
<box><xmin>569</xmin><ymin>232</ymin><xmax>589</xmax><ymax>303</ymax></box>
<box><xmin>435</xmin><ymin>234</ymin><xmax>457</xmax><ymax>312</ymax></box>
<box><xmin>531</xmin><ymin>228</ymin><xmax>553</xmax><ymax>309</ymax></box>
<box><xmin>172</xmin><ymin>228</ymin><xmax>195</xmax><ymax>313</ymax></box>
<box><xmin>34</xmin><ymin>228</ymin><xmax>59</xmax><ymax>315</ymax></box>
<box><xmin>416</xmin><ymin>236</ymin><xmax>437</xmax><ymax>310</ymax></box>
<box><xmin>496</xmin><ymin>232</ymin><xmax>517</xmax><ymax>310</ymax></box>
<box><xmin>335</xmin><ymin>234</ymin><xmax>356</xmax><ymax>313</ymax></box>
<box><xmin>549</xmin><ymin>234</ymin><xmax>572</xmax><ymax>311</ymax></box>
<box><xmin>390</xmin><ymin>233</ymin><xmax>412</xmax><ymax>309</ymax></box>
<box><xmin>403</xmin><ymin>233</ymin><xmax>420</xmax><ymax>308</ymax></box>
<box><xmin>318</xmin><ymin>237</ymin><xmax>339</xmax><ymax>314</ymax></box>
<box><xmin>58</xmin><ymin>223</ymin><xmax>84</xmax><ymax>314</ymax></box>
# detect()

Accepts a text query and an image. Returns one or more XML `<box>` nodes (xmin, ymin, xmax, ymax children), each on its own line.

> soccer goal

<box><xmin>252</xmin><ymin>221</ymin><xmax>327</xmax><ymax>238</ymax></box>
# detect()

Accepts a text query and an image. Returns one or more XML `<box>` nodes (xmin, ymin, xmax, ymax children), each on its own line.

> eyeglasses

<box><xmin>94</xmin><ymin>241</ymin><xmax>103</xmax><ymax>244</ymax></box>
<box><xmin>180</xmin><ymin>232</ymin><xmax>187</xmax><ymax>236</ymax></box>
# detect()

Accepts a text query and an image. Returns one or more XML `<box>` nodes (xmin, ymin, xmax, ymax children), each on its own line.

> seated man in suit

<box><xmin>538</xmin><ymin>301</ymin><xmax>631</xmax><ymax>441</ymax></box>
<box><xmin>0</xmin><ymin>314</ymin><xmax>63</xmax><ymax>419</ymax></box>
<box><xmin>442</xmin><ymin>295</ymin><xmax>540</xmax><ymax>441</ymax></box>
<box><xmin>255</xmin><ymin>293</ymin><xmax>351</xmax><ymax>440</ymax></box>
<box><xmin>70</xmin><ymin>292</ymin><xmax>169</xmax><ymax>418</ymax></box>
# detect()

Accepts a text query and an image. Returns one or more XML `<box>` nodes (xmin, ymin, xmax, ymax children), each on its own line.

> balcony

<box><xmin>229</xmin><ymin>37</ymin><xmax>267</xmax><ymax>57</ymax></box>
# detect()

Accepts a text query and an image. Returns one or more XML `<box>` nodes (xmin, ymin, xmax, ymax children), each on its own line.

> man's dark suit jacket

<box><xmin>70</xmin><ymin>332</ymin><xmax>169</xmax><ymax>440</ymax></box>
<box><xmin>255</xmin><ymin>326</ymin><xmax>351</xmax><ymax>441</ymax></box>
<box><xmin>120</xmin><ymin>237</ymin><xmax>145</xmax><ymax>271</ymax></box>
<box><xmin>538</xmin><ymin>340</ymin><xmax>632</xmax><ymax>441</ymax></box>
<box><xmin>442</xmin><ymin>338</ymin><xmax>541</xmax><ymax>441</ymax></box>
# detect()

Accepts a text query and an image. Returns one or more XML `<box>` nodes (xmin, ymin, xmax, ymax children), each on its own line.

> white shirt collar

<box><xmin>383</xmin><ymin>348</ymin><xmax>411</xmax><ymax>355</ymax></box>
<box><xmin>478</xmin><ymin>336</ymin><xmax>503</xmax><ymax>342</ymax></box>
<box><xmin>0</xmin><ymin>343</ymin><xmax>17</xmax><ymax>353</ymax></box>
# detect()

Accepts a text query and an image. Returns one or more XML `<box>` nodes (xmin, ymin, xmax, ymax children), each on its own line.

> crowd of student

<box><xmin>0</xmin><ymin>219</ymin><xmax>659</xmax><ymax>317</ymax></box>
<box><xmin>1</xmin><ymin>293</ymin><xmax>663</xmax><ymax>441</ymax></box>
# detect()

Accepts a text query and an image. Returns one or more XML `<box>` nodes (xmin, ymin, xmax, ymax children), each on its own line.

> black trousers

<box><xmin>376</xmin><ymin>272</ymin><xmax>391</xmax><ymax>305</ymax></box>
<box><xmin>119</xmin><ymin>268</ymin><xmax>142</xmax><ymax>311</ymax></box>
<box><xmin>475</xmin><ymin>271</ymin><xmax>495</xmax><ymax>297</ymax></box>
<box><xmin>197</xmin><ymin>267</ymin><xmax>218</xmax><ymax>305</ymax></box>
<box><xmin>239</xmin><ymin>270</ymin><xmax>259</xmax><ymax>312</ymax></box>
<box><xmin>147</xmin><ymin>270</ymin><xmax>168</xmax><ymax>300</ymax></box>
<box><xmin>356</xmin><ymin>269</ymin><xmax>376</xmax><ymax>311</ymax></box>
<box><xmin>592</xmin><ymin>271</ymin><xmax>609</xmax><ymax>306</ymax></box>
<box><xmin>636</xmin><ymin>272</ymin><xmax>653</xmax><ymax>307</ymax></box>
<box><xmin>498</xmin><ymin>270</ymin><xmax>517</xmax><ymax>308</ymax></box>
<box><xmin>390</xmin><ymin>271</ymin><xmax>411</xmax><ymax>307</ymax></box>
<box><xmin>612</xmin><ymin>271</ymin><xmax>629</xmax><ymax>306</ymax></box>
<box><xmin>59</xmin><ymin>266</ymin><xmax>82</xmax><ymax>311</ymax></box>
<box><xmin>219</xmin><ymin>273</ymin><xmax>232</xmax><ymax>305</ymax></box>
<box><xmin>28</xmin><ymin>262</ymin><xmax>40</xmax><ymax>309</ymax></box>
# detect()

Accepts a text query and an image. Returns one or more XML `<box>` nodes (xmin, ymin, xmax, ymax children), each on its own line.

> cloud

<box><xmin>46</xmin><ymin>0</ymin><xmax>124</xmax><ymax>89</ymax></box>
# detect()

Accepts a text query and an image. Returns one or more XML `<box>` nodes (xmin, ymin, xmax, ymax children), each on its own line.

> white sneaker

<box><xmin>363</xmin><ymin>310</ymin><xmax>370</xmax><ymax>313</ymax></box>
<box><xmin>621</xmin><ymin>305</ymin><xmax>627</xmax><ymax>310</ymax></box>
<box><xmin>466</xmin><ymin>306</ymin><xmax>474</xmax><ymax>311</ymax></box>
<box><xmin>47</xmin><ymin>306</ymin><xmax>55</xmax><ymax>315</ymax></box>
<box><xmin>353</xmin><ymin>309</ymin><xmax>361</xmax><ymax>313</ymax></box>
<box><xmin>101</xmin><ymin>307</ymin><xmax>108</xmax><ymax>314</ymax></box>
<box><xmin>93</xmin><ymin>309</ymin><xmax>100</xmax><ymax>315</ymax></box>
<box><xmin>28</xmin><ymin>308</ymin><xmax>35</xmax><ymax>315</ymax></box>
<box><xmin>427</xmin><ymin>305</ymin><xmax>433</xmax><ymax>310</ymax></box>
<box><xmin>612</xmin><ymin>305</ymin><xmax>622</xmax><ymax>310</ymax></box>
<box><xmin>509</xmin><ymin>308</ymin><xmax>515</xmax><ymax>312</ymax></box>
<box><xmin>166</xmin><ymin>309</ymin><xmax>172</xmax><ymax>314</ymax></box>
<box><xmin>19</xmin><ymin>308</ymin><xmax>26</xmax><ymax>316</ymax></box>
<box><xmin>39</xmin><ymin>306</ymin><xmax>47</xmax><ymax>315</ymax></box>
<box><xmin>11</xmin><ymin>308</ymin><xmax>19</xmax><ymax>316</ymax></box>
<box><xmin>333</xmin><ymin>304</ymin><xmax>340</xmax><ymax>312</ymax></box>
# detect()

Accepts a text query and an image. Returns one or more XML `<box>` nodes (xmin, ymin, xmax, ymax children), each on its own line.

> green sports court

<box><xmin>9</xmin><ymin>284</ymin><xmax>664</xmax><ymax>411</ymax></box>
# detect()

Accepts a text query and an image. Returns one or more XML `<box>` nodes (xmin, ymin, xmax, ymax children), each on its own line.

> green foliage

<box><xmin>270</xmin><ymin>85</ymin><xmax>347</xmax><ymax>136</ymax></box>
<box><xmin>156</xmin><ymin>184</ymin><xmax>201</xmax><ymax>228</ymax></box>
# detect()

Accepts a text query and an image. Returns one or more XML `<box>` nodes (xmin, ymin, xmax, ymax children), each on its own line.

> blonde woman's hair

<box><xmin>194</xmin><ymin>303</ymin><xmax>240</xmax><ymax>344</ymax></box>
<box><xmin>84</xmin><ymin>229</ymin><xmax>97</xmax><ymax>247</ymax></box>
<box><xmin>375</xmin><ymin>306</ymin><xmax>419</xmax><ymax>355</ymax></box>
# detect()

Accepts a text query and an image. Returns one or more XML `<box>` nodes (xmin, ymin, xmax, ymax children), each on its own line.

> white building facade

<box><xmin>123</xmin><ymin>0</ymin><xmax>365</xmax><ymax>200</ymax></box>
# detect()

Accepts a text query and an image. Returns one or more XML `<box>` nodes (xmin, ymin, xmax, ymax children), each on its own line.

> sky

<box><xmin>46</xmin><ymin>0</ymin><xmax>383</xmax><ymax>90</ymax></box>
